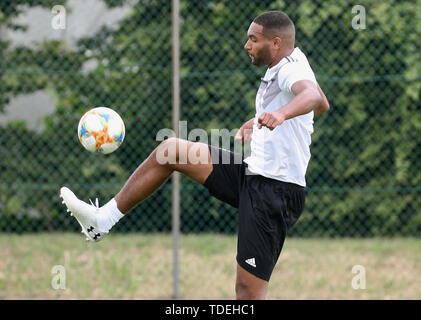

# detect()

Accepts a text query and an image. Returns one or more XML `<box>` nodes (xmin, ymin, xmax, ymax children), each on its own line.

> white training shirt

<box><xmin>243</xmin><ymin>47</ymin><xmax>317</xmax><ymax>187</ymax></box>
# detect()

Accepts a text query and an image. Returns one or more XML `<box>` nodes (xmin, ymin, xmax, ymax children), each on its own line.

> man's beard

<box><xmin>251</xmin><ymin>45</ymin><xmax>272</xmax><ymax>66</ymax></box>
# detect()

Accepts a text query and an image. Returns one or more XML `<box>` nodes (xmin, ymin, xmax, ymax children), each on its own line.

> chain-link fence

<box><xmin>1</xmin><ymin>0</ymin><xmax>420</xmax><ymax>299</ymax></box>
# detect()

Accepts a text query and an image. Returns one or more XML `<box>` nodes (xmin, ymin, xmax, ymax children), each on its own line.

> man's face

<box><xmin>244</xmin><ymin>22</ymin><xmax>272</xmax><ymax>66</ymax></box>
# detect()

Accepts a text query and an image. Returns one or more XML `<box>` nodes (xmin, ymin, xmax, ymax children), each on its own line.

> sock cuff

<box><xmin>107</xmin><ymin>198</ymin><xmax>124</xmax><ymax>219</ymax></box>
<box><xmin>97</xmin><ymin>198</ymin><xmax>124</xmax><ymax>233</ymax></box>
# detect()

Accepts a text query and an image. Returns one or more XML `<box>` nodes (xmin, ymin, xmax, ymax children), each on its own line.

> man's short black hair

<box><xmin>253</xmin><ymin>11</ymin><xmax>294</xmax><ymax>32</ymax></box>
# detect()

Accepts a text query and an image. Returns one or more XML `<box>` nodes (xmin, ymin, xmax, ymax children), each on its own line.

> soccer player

<box><xmin>60</xmin><ymin>11</ymin><xmax>329</xmax><ymax>299</ymax></box>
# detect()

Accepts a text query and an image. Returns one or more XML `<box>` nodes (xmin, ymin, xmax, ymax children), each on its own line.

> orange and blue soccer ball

<box><xmin>77</xmin><ymin>107</ymin><xmax>125</xmax><ymax>154</ymax></box>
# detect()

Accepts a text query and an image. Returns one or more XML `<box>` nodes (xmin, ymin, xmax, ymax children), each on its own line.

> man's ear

<box><xmin>272</xmin><ymin>37</ymin><xmax>282</xmax><ymax>49</ymax></box>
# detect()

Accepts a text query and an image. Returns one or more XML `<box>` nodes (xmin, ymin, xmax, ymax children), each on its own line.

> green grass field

<box><xmin>1</xmin><ymin>233</ymin><xmax>420</xmax><ymax>299</ymax></box>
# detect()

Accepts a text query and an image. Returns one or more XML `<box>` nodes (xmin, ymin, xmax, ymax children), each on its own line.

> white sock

<box><xmin>97</xmin><ymin>198</ymin><xmax>124</xmax><ymax>233</ymax></box>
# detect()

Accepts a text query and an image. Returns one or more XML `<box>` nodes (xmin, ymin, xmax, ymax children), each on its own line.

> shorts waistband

<box><xmin>246</xmin><ymin>174</ymin><xmax>305</xmax><ymax>190</ymax></box>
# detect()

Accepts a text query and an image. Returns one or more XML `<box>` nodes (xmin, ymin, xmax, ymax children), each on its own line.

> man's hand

<box><xmin>257</xmin><ymin>110</ymin><xmax>286</xmax><ymax>130</ymax></box>
<box><xmin>235</xmin><ymin>118</ymin><xmax>254</xmax><ymax>143</ymax></box>
<box><xmin>257</xmin><ymin>80</ymin><xmax>324</xmax><ymax>130</ymax></box>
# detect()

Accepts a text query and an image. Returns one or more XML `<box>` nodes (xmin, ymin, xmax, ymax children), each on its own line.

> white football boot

<box><xmin>60</xmin><ymin>186</ymin><xmax>107</xmax><ymax>242</ymax></box>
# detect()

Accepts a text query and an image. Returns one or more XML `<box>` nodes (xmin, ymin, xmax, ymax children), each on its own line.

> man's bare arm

<box><xmin>235</xmin><ymin>117</ymin><xmax>254</xmax><ymax>142</ymax></box>
<box><xmin>257</xmin><ymin>80</ymin><xmax>322</xmax><ymax>130</ymax></box>
<box><xmin>257</xmin><ymin>80</ymin><xmax>331</xmax><ymax>130</ymax></box>
<box><xmin>314</xmin><ymin>83</ymin><xmax>330</xmax><ymax>116</ymax></box>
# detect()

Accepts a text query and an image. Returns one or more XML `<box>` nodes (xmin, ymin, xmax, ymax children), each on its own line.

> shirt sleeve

<box><xmin>278</xmin><ymin>62</ymin><xmax>317</xmax><ymax>92</ymax></box>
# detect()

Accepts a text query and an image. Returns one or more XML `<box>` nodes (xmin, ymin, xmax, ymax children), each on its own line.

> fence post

<box><xmin>171</xmin><ymin>0</ymin><xmax>180</xmax><ymax>300</ymax></box>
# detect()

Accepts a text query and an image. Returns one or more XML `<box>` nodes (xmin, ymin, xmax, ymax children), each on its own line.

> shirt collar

<box><xmin>262</xmin><ymin>47</ymin><xmax>299</xmax><ymax>81</ymax></box>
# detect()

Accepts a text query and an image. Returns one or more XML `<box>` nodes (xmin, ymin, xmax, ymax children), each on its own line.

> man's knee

<box><xmin>236</xmin><ymin>264</ymin><xmax>268</xmax><ymax>300</ymax></box>
<box><xmin>235</xmin><ymin>278</ymin><xmax>267</xmax><ymax>300</ymax></box>
<box><xmin>235</xmin><ymin>279</ymin><xmax>251</xmax><ymax>299</ymax></box>
<box><xmin>155</xmin><ymin>137</ymin><xmax>187</xmax><ymax>167</ymax></box>
<box><xmin>156</xmin><ymin>138</ymin><xmax>210</xmax><ymax>169</ymax></box>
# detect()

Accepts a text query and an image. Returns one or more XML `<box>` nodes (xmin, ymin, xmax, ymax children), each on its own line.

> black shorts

<box><xmin>203</xmin><ymin>146</ymin><xmax>305</xmax><ymax>281</ymax></box>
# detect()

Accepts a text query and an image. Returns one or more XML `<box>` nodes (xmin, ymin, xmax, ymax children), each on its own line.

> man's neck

<box><xmin>268</xmin><ymin>47</ymin><xmax>295</xmax><ymax>68</ymax></box>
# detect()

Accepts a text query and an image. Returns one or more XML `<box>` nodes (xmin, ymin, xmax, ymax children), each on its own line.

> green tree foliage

<box><xmin>0</xmin><ymin>0</ymin><xmax>419</xmax><ymax>235</ymax></box>
<box><xmin>276</xmin><ymin>0</ymin><xmax>420</xmax><ymax>236</ymax></box>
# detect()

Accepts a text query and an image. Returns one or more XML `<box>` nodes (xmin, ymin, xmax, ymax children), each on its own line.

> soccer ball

<box><xmin>77</xmin><ymin>107</ymin><xmax>125</xmax><ymax>154</ymax></box>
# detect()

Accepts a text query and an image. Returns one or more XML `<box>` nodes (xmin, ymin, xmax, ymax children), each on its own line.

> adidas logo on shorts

<box><xmin>245</xmin><ymin>258</ymin><xmax>256</xmax><ymax>268</ymax></box>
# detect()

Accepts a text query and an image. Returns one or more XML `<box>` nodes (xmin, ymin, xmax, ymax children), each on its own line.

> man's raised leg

<box><xmin>60</xmin><ymin>138</ymin><xmax>213</xmax><ymax>241</ymax></box>
<box><xmin>115</xmin><ymin>137</ymin><xmax>213</xmax><ymax>213</ymax></box>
